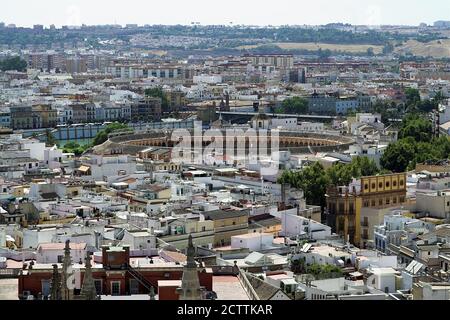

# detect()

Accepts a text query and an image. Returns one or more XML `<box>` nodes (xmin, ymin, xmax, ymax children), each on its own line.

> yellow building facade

<box><xmin>327</xmin><ymin>173</ymin><xmax>407</xmax><ymax>247</ymax></box>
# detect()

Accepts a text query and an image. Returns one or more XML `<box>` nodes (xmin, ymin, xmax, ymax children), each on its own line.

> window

<box><xmin>379</xmin><ymin>182</ymin><xmax>383</xmax><ymax>188</ymax></box>
<box><xmin>363</xmin><ymin>230</ymin><xmax>368</xmax><ymax>239</ymax></box>
<box><xmin>129</xmin><ymin>279</ymin><xmax>139</xmax><ymax>295</ymax></box>
<box><xmin>349</xmin><ymin>204</ymin><xmax>354</xmax><ymax>215</ymax></box>
<box><xmin>364</xmin><ymin>184</ymin><xmax>369</xmax><ymax>190</ymax></box>
<box><xmin>372</xmin><ymin>183</ymin><xmax>376</xmax><ymax>189</ymax></box>
<box><xmin>41</xmin><ymin>280</ymin><xmax>51</xmax><ymax>297</ymax></box>
<box><xmin>386</xmin><ymin>182</ymin><xmax>390</xmax><ymax>188</ymax></box>
<box><xmin>400</xmin><ymin>180</ymin><xmax>404</xmax><ymax>186</ymax></box>
<box><xmin>94</xmin><ymin>280</ymin><xmax>103</xmax><ymax>295</ymax></box>
<box><xmin>379</xmin><ymin>199</ymin><xmax>383</xmax><ymax>206</ymax></box>
<box><xmin>111</xmin><ymin>281</ymin><xmax>121</xmax><ymax>296</ymax></box>
<box><xmin>393</xmin><ymin>181</ymin><xmax>397</xmax><ymax>187</ymax></box>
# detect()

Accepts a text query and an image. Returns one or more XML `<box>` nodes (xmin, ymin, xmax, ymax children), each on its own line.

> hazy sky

<box><xmin>1</xmin><ymin>0</ymin><xmax>449</xmax><ymax>27</ymax></box>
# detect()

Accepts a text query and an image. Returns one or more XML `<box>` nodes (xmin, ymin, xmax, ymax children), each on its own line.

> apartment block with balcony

<box><xmin>158</xmin><ymin>215</ymin><xmax>215</xmax><ymax>250</ymax></box>
<box><xmin>327</xmin><ymin>173</ymin><xmax>407</xmax><ymax>246</ymax></box>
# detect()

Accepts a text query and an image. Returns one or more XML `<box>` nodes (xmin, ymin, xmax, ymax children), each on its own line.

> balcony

<box><xmin>214</xmin><ymin>223</ymin><xmax>248</xmax><ymax>233</ymax></box>
<box><xmin>159</xmin><ymin>229</ymin><xmax>215</xmax><ymax>243</ymax></box>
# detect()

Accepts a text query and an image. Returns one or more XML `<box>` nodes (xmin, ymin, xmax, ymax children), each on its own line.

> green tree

<box><xmin>280</xmin><ymin>97</ymin><xmax>309</xmax><ymax>114</ymax></box>
<box><xmin>92</xmin><ymin>123</ymin><xmax>130</xmax><ymax>146</ymax></box>
<box><xmin>62</xmin><ymin>142</ymin><xmax>90</xmax><ymax>156</ymax></box>
<box><xmin>0</xmin><ymin>56</ymin><xmax>27</xmax><ymax>72</ymax></box>
<box><xmin>405</xmin><ymin>88</ymin><xmax>421</xmax><ymax>106</ymax></box>
<box><xmin>327</xmin><ymin>163</ymin><xmax>354</xmax><ymax>186</ymax></box>
<box><xmin>279</xmin><ymin>156</ymin><xmax>381</xmax><ymax>206</ymax></box>
<box><xmin>145</xmin><ymin>87</ymin><xmax>169</xmax><ymax>112</ymax></box>
<box><xmin>278</xmin><ymin>162</ymin><xmax>329</xmax><ymax>208</ymax></box>
<box><xmin>326</xmin><ymin>156</ymin><xmax>380</xmax><ymax>186</ymax></box>
<box><xmin>305</xmin><ymin>263</ymin><xmax>342</xmax><ymax>278</ymax></box>
<box><xmin>380</xmin><ymin>112</ymin><xmax>450</xmax><ymax>173</ymax></box>
<box><xmin>290</xmin><ymin>258</ymin><xmax>306</xmax><ymax>274</ymax></box>
<box><xmin>380</xmin><ymin>137</ymin><xmax>417</xmax><ymax>172</ymax></box>
<box><xmin>433</xmin><ymin>91</ymin><xmax>446</xmax><ymax>104</ymax></box>
<box><xmin>45</xmin><ymin>129</ymin><xmax>57</xmax><ymax>147</ymax></box>
<box><xmin>398</xmin><ymin>114</ymin><xmax>432</xmax><ymax>143</ymax></box>
<box><xmin>92</xmin><ymin>131</ymin><xmax>108</xmax><ymax>146</ymax></box>
<box><xmin>351</xmin><ymin>156</ymin><xmax>379</xmax><ymax>177</ymax></box>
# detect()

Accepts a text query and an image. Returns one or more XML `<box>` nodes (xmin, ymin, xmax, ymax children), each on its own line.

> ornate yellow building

<box><xmin>326</xmin><ymin>173</ymin><xmax>407</xmax><ymax>247</ymax></box>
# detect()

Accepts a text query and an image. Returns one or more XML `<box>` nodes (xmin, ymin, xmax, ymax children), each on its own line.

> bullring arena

<box><xmin>92</xmin><ymin>129</ymin><xmax>355</xmax><ymax>156</ymax></box>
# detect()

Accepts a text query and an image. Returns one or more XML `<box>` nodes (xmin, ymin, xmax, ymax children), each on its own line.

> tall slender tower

<box><xmin>50</xmin><ymin>264</ymin><xmax>61</xmax><ymax>300</ymax></box>
<box><xmin>176</xmin><ymin>234</ymin><xmax>204</xmax><ymax>300</ymax></box>
<box><xmin>60</xmin><ymin>240</ymin><xmax>73</xmax><ymax>300</ymax></box>
<box><xmin>80</xmin><ymin>252</ymin><xmax>99</xmax><ymax>300</ymax></box>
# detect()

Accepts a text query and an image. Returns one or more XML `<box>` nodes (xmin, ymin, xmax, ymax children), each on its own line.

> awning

<box><xmin>78</xmin><ymin>165</ymin><xmax>91</xmax><ymax>173</ymax></box>
<box><xmin>349</xmin><ymin>271</ymin><xmax>363</xmax><ymax>277</ymax></box>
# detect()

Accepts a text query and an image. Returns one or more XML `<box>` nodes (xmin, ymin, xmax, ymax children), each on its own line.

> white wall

<box><xmin>281</xmin><ymin>212</ymin><xmax>331</xmax><ymax>240</ymax></box>
<box><xmin>357</xmin><ymin>255</ymin><xmax>398</xmax><ymax>270</ymax></box>
<box><xmin>368</xmin><ymin>271</ymin><xmax>397</xmax><ymax>293</ymax></box>
<box><xmin>231</xmin><ymin>234</ymin><xmax>274</xmax><ymax>251</ymax></box>
<box><xmin>415</xmin><ymin>192</ymin><xmax>450</xmax><ymax>219</ymax></box>
<box><xmin>422</xmin><ymin>284</ymin><xmax>450</xmax><ymax>300</ymax></box>
<box><xmin>36</xmin><ymin>247</ymin><xmax>86</xmax><ymax>264</ymax></box>
<box><xmin>23</xmin><ymin>229</ymin><xmax>56</xmax><ymax>249</ymax></box>
<box><xmin>122</xmin><ymin>231</ymin><xmax>156</xmax><ymax>250</ymax></box>
<box><xmin>23</xmin><ymin>141</ymin><xmax>47</xmax><ymax>161</ymax></box>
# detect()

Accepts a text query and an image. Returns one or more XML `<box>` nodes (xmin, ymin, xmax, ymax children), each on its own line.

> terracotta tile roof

<box><xmin>160</xmin><ymin>250</ymin><xmax>187</xmax><ymax>263</ymax></box>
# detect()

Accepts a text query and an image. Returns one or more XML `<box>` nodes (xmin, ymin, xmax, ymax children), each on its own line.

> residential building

<box><xmin>203</xmin><ymin>209</ymin><xmax>249</xmax><ymax>247</ymax></box>
<box><xmin>327</xmin><ymin>173</ymin><xmax>407</xmax><ymax>246</ymax></box>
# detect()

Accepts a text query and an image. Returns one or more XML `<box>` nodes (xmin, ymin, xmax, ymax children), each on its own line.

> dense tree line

<box><xmin>276</xmin><ymin>97</ymin><xmax>309</xmax><ymax>114</ymax></box>
<box><xmin>380</xmin><ymin>114</ymin><xmax>450</xmax><ymax>172</ymax></box>
<box><xmin>378</xmin><ymin>87</ymin><xmax>450</xmax><ymax>172</ymax></box>
<box><xmin>404</xmin><ymin>88</ymin><xmax>445</xmax><ymax>113</ymax></box>
<box><xmin>0</xmin><ymin>25</ymin><xmax>444</xmax><ymax>49</ymax></box>
<box><xmin>279</xmin><ymin>87</ymin><xmax>450</xmax><ymax>205</ymax></box>
<box><xmin>278</xmin><ymin>157</ymin><xmax>382</xmax><ymax>208</ymax></box>
<box><xmin>92</xmin><ymin>123</ymin><xmax>131</xmax><ymax>146</ymax></box>
<box><xmin>0</xmin><ymin>56</ymin><xmax>27</xmax><ymax>72</ymax></box>
<box><xmin>62</xmin><ymin>142</ymin><xmax>90</xmax><ymax>156</ymax></box>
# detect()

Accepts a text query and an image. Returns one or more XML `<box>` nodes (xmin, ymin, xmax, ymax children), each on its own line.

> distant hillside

<box><xmin>396</xmin><ymin>39</ymin><xmax>450</xmax><ymax>58</ymax></box>
<box><xmin>237</xmin><ymin>42</ymin><xmax>384</xmax><ymax>54</ymax></box>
